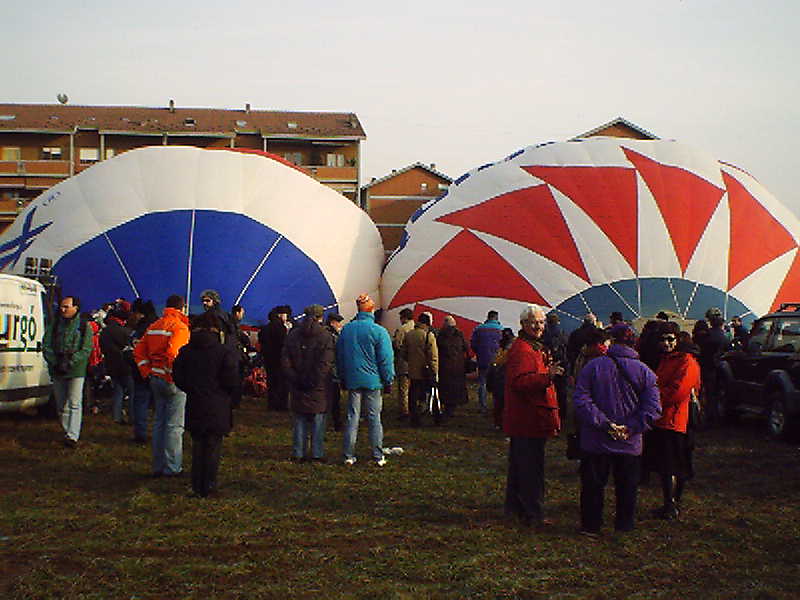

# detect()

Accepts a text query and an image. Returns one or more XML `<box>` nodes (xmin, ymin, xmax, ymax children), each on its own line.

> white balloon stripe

<box><xmin>103</xmin><ymin>232</ymin><xmax>139</xmax><ymax>298</ymax></box>
<box><xmin>235</xmin><ymin>234</ymin><xmax>284</xmax><ymax>306</ymax></box>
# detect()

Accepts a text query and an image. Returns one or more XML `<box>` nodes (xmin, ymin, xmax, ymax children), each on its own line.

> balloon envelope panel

<box><xmin>0</xmin><ymin>146</ymin><xmax>383</xmax><ymax>323</ymax></box>
<box><xmin>381</xmin><ymin>138</ymin><xmax>800</xmax><ymax>334</ymax></box>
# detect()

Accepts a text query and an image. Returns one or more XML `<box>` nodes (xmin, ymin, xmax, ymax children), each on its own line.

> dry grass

<box><xmin>1</xmin><ymin>387</ymin><xmax>799</xmax><ymax>599</ymax></box>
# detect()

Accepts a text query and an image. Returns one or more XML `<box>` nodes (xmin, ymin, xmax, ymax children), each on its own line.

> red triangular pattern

<box><xmin>413</xmin><ymin>303</ymin><xmax>481</xmax><ymax>340</ymax></box>
<box><xmin>622</xmin><ymin>148</ymin><xmax>724</xmax><ymax>274</ymax></box>
<box><xmin>436</xmin><ymin>183</ymin><xmax>589</xmax><ymax>281</ymax></box>
<box><xmin>769</xmin><ymin>251</ymin><xmax>800</xmax><ymax>312</ymax></box>
<box><xmin>524</xmin><ymin>165</ymin><xmax>639</xmax><ymax>272</ymax></box>
<box><xmin>724</xmin><ymin>171</ymin><xmax>797</xmax><ymax>291</ymax></box>
<box><xmin>388</xmin><ymin>230</ymin><xmax>548</xmax><ymax>309</ymax></box>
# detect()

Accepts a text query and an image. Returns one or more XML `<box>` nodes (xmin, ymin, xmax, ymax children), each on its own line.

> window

<box><xmin>105</xmin><ymin>148</ymin><xmax>116</xmax><ymax>160</ymax></box>
<box><xmin>1</xmin><ymin>147</ymin><xmax>21</xmax><ymax>161</ymax></box>
<box><xmin>79</xmin><ymin>148</ymin><xmax>99</xmax><ymax>164</ymax></box>
<box><xmin>420</xmin><ymin>183</ymin><xmax>428</xmax><ymax>192</ymax></box>
<box><xmin>747</xmin><ymin>319</ymin><xmax>772</xmax><ymax>352</ymax></box>
<box><xmin>438</xmin><ymin>183</ymin><xmax>449</xmax><ymax>191</ymax></box>
<box><xmin>326</xmin><ymin>153</ymin><xmax>345</xmax><ymax>167</ymax></box>
<box><xmin>184</xmin><ymin>118</ymin><xmax>196</xmax><ymax>127</ymax></box>
<box><xmin>284</xmin><ymin>152</ymin><xmax>303</xmax><ymax>166</ymax></box>
<box><xmin>766</xmin><ymin>319</ymin><xmax>800</xmax><ymax>353</ymax></box>
<box><xmin>41</xmin><ymin>147</ymin><xmax>62</xmax><ymax>160</ymax></box>
<box><xmin>287</xmin><ymin>122</ymin><xmax>298</xmax><ymax>129</ymax></box>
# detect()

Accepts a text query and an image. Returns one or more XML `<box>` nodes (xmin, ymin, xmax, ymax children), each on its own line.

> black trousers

<box><xmin>504</xmin><ymin>437</ymin><xmax>546</xmax><ymax>525</ymax></box>
<box><xmin>409</xmin><ymin>379</ymin><xmax>428</xmax><ymax>426</ymax></box>
<box><xmin>328</xmin><ymin>382</ymin><xmax>342</xmax><ymax>431</ymax></box>
<box><xmin>266</xmin><ymin>368</ymin><xmax>289</xmax><ymax>411</ymax></box>
<box><xmin>580</xmin><ymin>452</ymin><xmax>641</xmax><ymax>532</ymax></box>
<box><xmin>191</xmin><ymin>432</ymin><xmax>224</xmax><ymax>497</ymax></box>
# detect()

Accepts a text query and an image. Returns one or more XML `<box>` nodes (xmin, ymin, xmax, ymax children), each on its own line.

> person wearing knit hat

<box><xmin>336</xmin><ymin>294</ymin><xmax>395</xmax><ymax>465</ymax></box>
<box><xmin>199</xmin><ymin>289</ymin><xmax>237</xmax><ymax>348</ymax></box>
<box><xmin>283</xmin><ymin>304</ymin><xmax>335</xmax><ymax>462</ymax></box>
<box><xmin>610</xmin><ymin>323</ymin><xmax>637</xmax><ymax>347</ymax></box>
<box><xmin>356</xmin><ymin>293</ymin><xmax>375</xmax><ymax>313</ymax></box>
<box><xmin>573</xmin><ymin>316</ymin><xmax>660</xmax><ymax>536</ymax></box>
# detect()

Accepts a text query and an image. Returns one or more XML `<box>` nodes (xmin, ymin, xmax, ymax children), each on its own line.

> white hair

<box><xmin>520</xmin><ymin>304</ymin><xmax>546</xmax><ymax>322</ymax></box>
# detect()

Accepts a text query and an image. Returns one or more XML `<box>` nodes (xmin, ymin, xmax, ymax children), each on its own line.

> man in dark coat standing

<box><xmin>282</xmin><ymin>304</ymin><xmax>335</xmax><ymax>461</ymax></box>
<box><xmin>259</xmin><ymin>305</ymin><xmax>291</xmax><ymax>410</ymax></box>
<box><xmin>542</xmin><ymin>312</ymin><xmax>569</xmax><ymax>426</ymax></box>
<box><xmin>99</xmin><ymin>308</ymin><xmax>134</xmax><ymax>425</ymax></box>
<box><xmin>173</xmin><ymin>311</ymin><xmax>240</xmax><ymax>498</ymax></box>
<box><xmin>437</xmin><ymin>315</ymin><xmax>468</xmax><ymax>419</ymax></box>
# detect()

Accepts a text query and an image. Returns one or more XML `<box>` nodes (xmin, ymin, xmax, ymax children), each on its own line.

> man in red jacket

<box><xmin>503</xmin><ymin>304</ymin><xmax>564</xmax><ymax>528</ymax></box>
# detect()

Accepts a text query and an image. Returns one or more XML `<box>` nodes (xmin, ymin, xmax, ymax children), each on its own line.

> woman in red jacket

<box><xmin>646</xmin><ymin>322</ymin><xmax>701</xmax><ymax>520</ymax></box>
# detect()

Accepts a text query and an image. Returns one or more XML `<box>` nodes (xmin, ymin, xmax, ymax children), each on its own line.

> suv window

<box><xmin>766</xmin><ymin>318</ymin><xmax>800</xmax><ymax>353</ymax></box>
<box><xmin>747</xmin><ymin>319</ymin><xmax>772</xmax><ymax>352</ymax></box>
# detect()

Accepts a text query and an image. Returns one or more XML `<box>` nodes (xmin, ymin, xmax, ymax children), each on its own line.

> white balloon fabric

<box><xmin>381</xmin><ymin>137</ymin><xmax>800</xmax><ymax>333</ymax></box>
<box><xmin>0</xmin><ymin>146</ymin><xmax>384</xmax><ymax>322</ymax></box>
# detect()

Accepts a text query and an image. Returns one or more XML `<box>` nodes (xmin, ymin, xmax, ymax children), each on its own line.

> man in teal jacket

<box><xmin>43</xmin><ymin>296</ymin><xmax>94</xmax><ymax>447</ymax></box>
<box><xmin>337</xmin><ymin>294</ymin><xmax>394</xmax><ymax>466</ymax></box>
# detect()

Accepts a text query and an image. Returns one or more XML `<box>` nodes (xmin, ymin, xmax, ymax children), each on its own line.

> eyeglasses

<box><xmin>661</xmin><ymin>335</ymin><xmax>677</xmax><ymax>342</ymax></box>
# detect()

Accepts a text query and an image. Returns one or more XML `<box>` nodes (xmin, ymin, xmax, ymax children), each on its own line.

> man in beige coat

<box><xmin>392</xmin><ymin>308</ymin><xmax>415</xmax><ymax>419</ymax></box>
<box><xmin>400</xmin><ymin>312</ymin><xmax>439</xmax><ymax>426</ymax></box>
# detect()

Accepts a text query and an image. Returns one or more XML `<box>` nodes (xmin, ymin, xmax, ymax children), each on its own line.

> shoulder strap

<box><xmin>607</xmin><ymin>353</ymin><xmax>640</xmax><ymax>395</ymax></box>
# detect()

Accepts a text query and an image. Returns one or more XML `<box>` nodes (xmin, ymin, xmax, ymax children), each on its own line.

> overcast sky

<box><xmin>4</xmin><ymin>1</ymin><xmax>798</xmax><ymax>212</ymax></box>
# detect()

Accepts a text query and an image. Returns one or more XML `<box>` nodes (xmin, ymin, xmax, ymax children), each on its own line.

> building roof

<box><xmin>0</xmin><ymin>102</ymin><xmax>366</xmax><ymax>139</ymax></box>
<box><xmin>364</xmin><ymin>162</ymin><xmax>453</xmax><ymax>189</ymax></box>
<box><xmin>571</xmin><ymin>116</ymin><xmax>659</xmax><ymax>141</ymax></box>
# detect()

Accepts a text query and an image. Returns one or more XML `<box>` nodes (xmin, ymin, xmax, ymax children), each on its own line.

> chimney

<box><xmin>245</xmin><ymin>103</ymin><xmax>251</xmax><ymax>113</ymax></box>
<box><xmin>430</xmin><ymin>163</ymin><xmax>436</xmax><ymax>170</ymax></box>
<box><xmin>169</xmin><ymin>99</ymin><xmax>175</xmax><ymax>113</ymax></box>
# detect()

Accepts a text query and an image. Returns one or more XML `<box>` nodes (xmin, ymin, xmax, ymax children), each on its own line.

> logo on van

<box><xmin>0</xmin><ymin>208</ymin><xmax>53</xmax><ymax>271</ymax></box>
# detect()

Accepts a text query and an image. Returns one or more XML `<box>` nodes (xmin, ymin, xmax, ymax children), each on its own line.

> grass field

<box><xmin>1</xmin><ymin>388</ymin><xmax>799</xmax><ymax>599</ymax></box>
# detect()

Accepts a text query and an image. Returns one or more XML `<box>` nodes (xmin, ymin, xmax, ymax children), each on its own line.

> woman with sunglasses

<box><xmin>646</xmin><ymin>321</ymin><xmax>701</xmax><ymax>519</ymax></box>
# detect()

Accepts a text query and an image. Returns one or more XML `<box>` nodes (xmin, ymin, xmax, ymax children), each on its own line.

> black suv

<box><xmin>717</xmin><ymin>303</ymin><xmax>800</xmax><ymax>440</ymax></box>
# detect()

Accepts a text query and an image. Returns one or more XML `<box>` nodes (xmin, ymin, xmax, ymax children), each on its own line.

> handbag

<box><xmin>566</xmin><ymin>431</ymin><xmax>583</xmax><ymax>460</ymax></box>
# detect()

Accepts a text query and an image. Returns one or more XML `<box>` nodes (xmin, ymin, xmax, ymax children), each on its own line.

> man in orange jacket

<box><xmin>134</xmin><ymin>295</ymin><xmax>190</xmax><ymax>477</ymax></box>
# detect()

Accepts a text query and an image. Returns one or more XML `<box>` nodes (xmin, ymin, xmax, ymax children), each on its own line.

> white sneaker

<box><xmin>343</xmin><ymin>457</ymin><xmax>357</xmax><ymax>466</ymax></box>
<box><xmin>382</xmin><ymin>447</ymin><xmax>404</xmax><ymax>456</ymax></box>
<box><xmin>375</xmin><ymin>457</ymin><xmax>387</xmax><ymax>467</ymax></box>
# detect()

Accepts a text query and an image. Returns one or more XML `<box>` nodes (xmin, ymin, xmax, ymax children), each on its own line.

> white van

<box><xmin>0</xmin><ymin>274</ymin><xmax>52</xmax><ymax>412</ymax></box>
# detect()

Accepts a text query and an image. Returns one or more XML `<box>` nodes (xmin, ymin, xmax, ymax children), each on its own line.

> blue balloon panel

<box><xmin>554</xmin><ymin>277</ymin><xmax>752</xmax><ymax>333</ymax></box>
<box><xmin>53</xmin><ymin>210</ymin><xmax>335</xmax><ymax>325</ymax></box>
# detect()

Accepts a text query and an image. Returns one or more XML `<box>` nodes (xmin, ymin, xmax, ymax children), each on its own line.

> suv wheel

<box><xmin>714</xmin><ymin>379</ymin><xmax>736</xmax><ymax>424</ymax></box>
<box><xmin>767</xmin><ymin>393</ymin><xmax>795</xmax><ymax>441</ymax></box>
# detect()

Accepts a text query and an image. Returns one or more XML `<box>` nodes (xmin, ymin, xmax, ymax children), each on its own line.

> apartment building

<box><xmin>0</xmin><ymin>101</ymin><xmax>366</xmax><ymax>233</ymax></box>
<box><xmin>362</xmin><ymin>162</ymin><xmax>453</xmax><ymax>257</ymax></box>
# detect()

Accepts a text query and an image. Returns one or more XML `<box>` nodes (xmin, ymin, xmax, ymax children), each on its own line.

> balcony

<box><xmin>0</xmin><ymin>160</ymin><xmax>71</xmax><ymax>177</ymax></box>
<box><xmin>305</xmin><ymin>166</ymin><xmax>357</xmax><ymax>182</ymax></box>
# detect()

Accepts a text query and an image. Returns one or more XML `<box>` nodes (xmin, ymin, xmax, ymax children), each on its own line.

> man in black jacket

<box><xmin>173</xmin><ymin>310</ymin><xmax>240</xmax><ymax>498</ymax></box>
<box><xmin>258</xmin><ymin>305</ymin><xmax>291</xmax><ymax>410</ymax></box>
<box><xmin>99</xmin><ymin>309</ymin><xmax>134</xmax><ymax>425</ymax></box>
<box><xmin>282</xmin><ymin>305</ymin><xmax>335</xmax><ymax>461</ymax></box>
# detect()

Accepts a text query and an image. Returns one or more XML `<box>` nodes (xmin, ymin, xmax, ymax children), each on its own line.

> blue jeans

<box><xmin>342</xmin><ymin>388</ymin><xmax>384</xmax><ymax>461</ymax></box>
<box><xmin>477</xmin><ymin>367</ymin><xmax>489</xmax><ymax>411</ymax></box>
<box><xmin>53</xmin><ymin>376</ymin><xmax>84</xmax><ymax>441</ymax></box>
<box><xmin>132</xmin><ymin>378</ymin><xmax>152</xmax><ymax>441</ymax></box>
<box><xmin>150</xmin><ymin>376</ymin><xmax>186</xmax><ymax>475</ymax></box>
<box><xmin>292</xmin><ymin>412</ymin><xmax>326</xmax><ymax>459</ymax></box>
<box><xmin>111</xmin><ymin>375</ymin><xmax>135</xmax><ymax>423</ymax></box>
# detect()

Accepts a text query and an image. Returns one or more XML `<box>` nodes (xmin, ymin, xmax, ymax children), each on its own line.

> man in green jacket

<box><xmin>43</xmin><ymin>296</ymin><xmax>94</xmax><ymax>447</ymax></box>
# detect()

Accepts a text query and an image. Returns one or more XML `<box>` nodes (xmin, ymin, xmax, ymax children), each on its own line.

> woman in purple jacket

<box><xmin>573</xmin><ymin>324</ymin><xmax>661</xmax><ymax>535</ymax></box>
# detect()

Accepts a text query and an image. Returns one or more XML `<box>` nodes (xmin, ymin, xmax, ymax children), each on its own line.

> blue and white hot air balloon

<box><xmin>0</xmin><ymin>146</ymin><xmax>384</xmax><ymax>322</ymax></box>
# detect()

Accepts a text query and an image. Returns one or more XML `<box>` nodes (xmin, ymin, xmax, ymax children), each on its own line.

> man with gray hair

<box><xmin>502</xmin><ymin>304</ymin><xmax>564</xmax><ymax>529</ymax></box>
